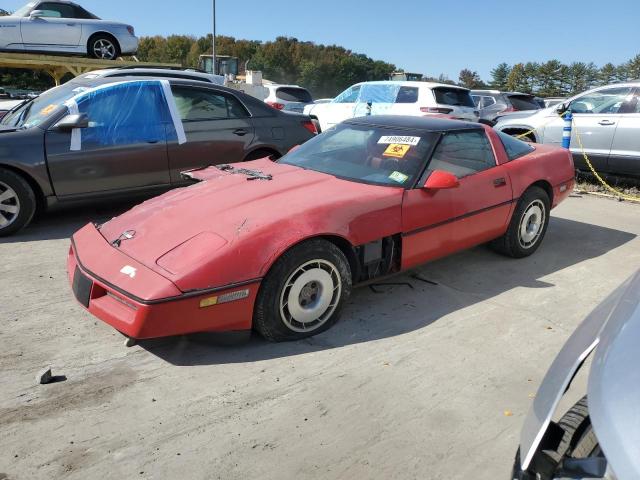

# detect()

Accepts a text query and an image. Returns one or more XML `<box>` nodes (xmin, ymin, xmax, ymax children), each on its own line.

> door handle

<box><xmin>233</xmin><ymin>129</ymin><xmax>247</xmax><ymax>136</ymax></box>
<box><xmin>66</xmin><ymin>23</ymin><xmax>77</xmax><ymax>26</ymax></box>
<box><xmin>146</xmin><ymin>139</ymin><xmax>159</xmax><ymax>144</ymax></box>
<box><xmin>493</xmin><ymin>177</ymin><xmax>507</xmax><ymax>187</ymax></box>
<box><xmin>598</xmin><ymin>120</ymin><xmax>615</xmax><ymax>126</ymax></box>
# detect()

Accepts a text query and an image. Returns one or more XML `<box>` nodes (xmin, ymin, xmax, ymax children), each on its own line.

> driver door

<box><xmin>542</xmin><ymin>86</ymin><xmax>634</xmax><ymax>171</ymax></box>
<box><xmin>401</xmin><ymin>130</ymin><xmax>512</xmax><ymax>269</ymax></box>
<box><xmin>20</xmin><ymin>2</ymin><xmax>82</xmax><ymax>48</ymax></box>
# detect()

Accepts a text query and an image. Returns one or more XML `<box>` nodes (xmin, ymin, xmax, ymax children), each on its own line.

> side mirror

<box><xmin>29</xmin><ymin>10</ymin><xmax>46</xmax><ymax>18</ymax></box>
<box><xmin>556</xmin><ymin>103</ymin><xmax>569</xmax><ymax>115</ymax></box>
<box><xmin>55</xmin><ymin>113</ymin><xmax>89</xmax><ymax>131</ymax></box>
<box><xmin>423</xmin><ymin>170</ymin><xmax>459</xmax><ymax>190</ymax></box>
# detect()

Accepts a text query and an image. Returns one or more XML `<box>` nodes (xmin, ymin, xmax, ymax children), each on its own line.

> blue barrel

<box><xmin>561</xmin><ymin>112</ymin><xmax>572</xmax><ymax>149</ymax></box>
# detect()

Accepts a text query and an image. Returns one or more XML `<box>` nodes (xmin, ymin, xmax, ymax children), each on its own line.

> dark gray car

<box><xmin>0</xmin><ymin>76</ymin><xmax>317</xmax><ymax>236</ymax></box>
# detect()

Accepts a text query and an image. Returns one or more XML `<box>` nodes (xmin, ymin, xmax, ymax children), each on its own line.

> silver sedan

<box><xmin>0</xmin><ymin>1</ymin><xmax>138</xmax><ymax>60</ymax></box>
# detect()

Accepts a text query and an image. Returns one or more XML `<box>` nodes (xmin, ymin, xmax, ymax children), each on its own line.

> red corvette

<box><xmin>68</xmin><ymin>116</ymin><xmax>574</xmax><ymax>342</ymax></box>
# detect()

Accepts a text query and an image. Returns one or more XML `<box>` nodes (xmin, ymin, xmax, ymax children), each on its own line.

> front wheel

<box><xmin>253</xmin><ymin>239</ymin><xmax>352</xmax><ymax>342</ymax></box>
<box><xmin>0</xmin><ymin>168</ymin><xmax>36</xmax><ymax>237</ymax></box>
<box><xmin>491</xmin><ymin>186</ymin><xmax>550</xmax><ymax>258</ymax></box>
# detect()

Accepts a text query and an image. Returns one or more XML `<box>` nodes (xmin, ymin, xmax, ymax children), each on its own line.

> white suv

<box><xmin>304</xmin><ymin>81</ymin><xmax>479</xmax><ymax>131</ymax></box>
<box><xmin>264</xmin><ymin>84</ymin><xmax>313</xmax><ymax>114</ymax></box>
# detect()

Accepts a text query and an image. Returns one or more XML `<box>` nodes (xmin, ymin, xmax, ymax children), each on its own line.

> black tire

<box><xmin>244</xmin><ymin>149</ymin><xmax>280</xmax><ymax>161</ymax></box>
<box><xmin>491</xmin><ymin>186</ymin><xmax>550</xmax><ymax>258</ymax></box>
<box><xmin>0</xmin><ymin>168</ymin><xmax>37</xmax><ymax>237</ymax></box>
<box><xmin>88</xmin><ymin>34</ymin><xmax>120</xmax><ymax>60</ymax></box>
<box><xmin>512</xmin><ymin>396</ymin><xmax>599</xmax><ymax>478</ymax></box>
<box><xmin>253</xmin><ymin>239</ymin><xmax>352</xmax><ymax>342</ymax></box>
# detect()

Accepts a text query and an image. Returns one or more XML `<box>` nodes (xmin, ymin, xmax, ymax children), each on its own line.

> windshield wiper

<box><xmin>216</xmin><ymin>164</ymin><xmax>273</xmax><ymax>181</ymax></box>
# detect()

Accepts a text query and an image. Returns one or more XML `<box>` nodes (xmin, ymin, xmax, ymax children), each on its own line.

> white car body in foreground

<box><xmin>0</xmin><ymin>0</ymin><xmax>138</xmax><ymax>59</ymax></box>
<box><xmin>304</xmin><ymin>81</ymin><xmax>479</xmax><ymax>132</ymax></box>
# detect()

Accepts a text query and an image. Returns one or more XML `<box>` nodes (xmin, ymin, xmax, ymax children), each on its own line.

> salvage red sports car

<box><xmin>68</xmin><ymin>116</ymin><xmax>574</xmax><ymax>342</ymax></box>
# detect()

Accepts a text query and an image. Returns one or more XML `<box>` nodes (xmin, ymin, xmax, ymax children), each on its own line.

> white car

<box><xmin>304</xmin><ymin>81</ymin><xmax>479</xmax><ymax>132</ymax></box>
<box><xmin>0</xmin><ymin>0</ymin><xmax>138</xmax><ymax>60</ymax></box>
<box><xmin>263</xmin><ymin>84</ymin><xmax>313</xmax><ymax>114</ymax></box>
<box><xmin>77</xmin><ymin>67</ymin><xmax>225</xmax><ymax>85</ymax></box>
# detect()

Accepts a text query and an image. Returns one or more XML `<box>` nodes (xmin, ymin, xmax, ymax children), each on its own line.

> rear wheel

<box><xmin>88</xmin><ymin>34</ymin><xmax>120</xmax><ymax>60</ymax></box>
<box><xmin>253</xmin><ymin>239</ymin><xmax>352</xmax><ymax>342</ymax></box>
<box><xmin>491</xmin><ymin>186</ymin><xmax>550</xmax><ymax>258</ymax></box>
<box><xmin>0</xmin><ymin>168</ymin><xmax>36</xmax><ymax>237</ymax></box>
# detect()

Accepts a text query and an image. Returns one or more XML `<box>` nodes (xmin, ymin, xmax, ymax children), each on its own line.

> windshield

<box><xmin>279</xmin><ymin>123</ymin><xmax>437</xmax><ymax>187</ymax></box>
<box><xmin>13</xmin><ymin>2</ymin><xmax>36</xmax><ymax>16</ymax></box>
<box><xmin>1</xmin><ymin>82</ymin><xmax>83</xmax><ymax>128</ymax></box>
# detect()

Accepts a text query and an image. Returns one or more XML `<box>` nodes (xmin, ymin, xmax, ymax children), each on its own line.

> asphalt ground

<box><xmin>1</xmin><ymin>193</ymin><xmax>639</xmax><ymax>480</ymax></box>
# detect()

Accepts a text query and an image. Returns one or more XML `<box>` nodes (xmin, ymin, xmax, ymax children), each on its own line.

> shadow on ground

<box><xmin>136</xmin><ymin>216</ymin><xmax>636</xmax><ymax>366</ymax></box>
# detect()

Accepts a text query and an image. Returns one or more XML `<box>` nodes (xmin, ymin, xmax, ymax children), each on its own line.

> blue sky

<box><xmin>5</xmin><ymin>0</ymin><xmax>639</xmax><ymax>81</ymax></box>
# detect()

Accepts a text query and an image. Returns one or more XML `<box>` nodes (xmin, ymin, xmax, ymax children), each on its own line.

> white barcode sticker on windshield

<box><xmin>378</xmin><ymin>135</ymin><xmax>421</xmax><ymax>146</ymax></box>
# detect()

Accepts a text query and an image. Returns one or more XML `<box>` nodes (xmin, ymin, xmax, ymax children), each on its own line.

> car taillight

<box><xmin>267</xmin><ymin>101</ymin><xmax>285</xmax><ymax>110</ymax></box>
<box><xmin>301</xmin><ymin>120</ymin><xmax>318</xmax><ymax>135</ymax></box>
<box><xmin>126</xmin><ymin>26</ymin><xmax>135</xmax><ymax>36</ymax></box>
<box><xmin>420</xmin><ymin>107</ymin><xmax>453</xmax><ymax>114</ymax></box>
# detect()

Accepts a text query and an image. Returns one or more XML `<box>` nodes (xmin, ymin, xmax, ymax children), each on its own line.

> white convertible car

<box><xmin>0</xmin><ymin>0</ymin><xmax>138</xmax><ymax>60</ymax></box>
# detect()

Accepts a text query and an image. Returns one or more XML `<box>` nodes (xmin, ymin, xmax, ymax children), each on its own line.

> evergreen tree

<box><xmin>489</xmin><ymin>63</ymin><xmax>511</xmax><ymax>90</ymax></box>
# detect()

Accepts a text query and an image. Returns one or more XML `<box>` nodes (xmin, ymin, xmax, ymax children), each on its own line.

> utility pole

<box><xmin>211</xmin><ymin>0</ymin><xmax>217</xmax><ymax>74</ymax></box>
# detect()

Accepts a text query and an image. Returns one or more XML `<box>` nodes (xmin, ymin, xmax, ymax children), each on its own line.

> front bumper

<box><xmin>68</xmin><ymin>224</ymin><xmax>258</xmax><ymax>339</ymax></box>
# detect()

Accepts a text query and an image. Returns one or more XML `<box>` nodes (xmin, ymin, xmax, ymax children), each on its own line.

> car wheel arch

<box><xmin>529</xmin><ymin>180</ymin><xmax>554</xmax><ymax>205</ymax></box>
<box><xmin>259</xmin><ymin>233</ymin><xmax>358</xmax><ymax>283</ymax></box>
<box><xmin>0</xmin><ymin>163</ymin><xmax>45</xmax><ymax>212</ymax></box>
<box><xmin>87</xmin><ymin>32</ymin><xmax>121</xmax><ymax>57</ymax></box>
<box><xmin>243</xmin><ymin>147</ymin><xmax>281</xmax><ymax>162</ymax></box>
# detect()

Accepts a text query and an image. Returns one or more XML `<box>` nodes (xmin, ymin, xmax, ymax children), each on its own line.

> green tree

<box><xmin>458</xmin><ymin>68</ymin><xmax>483</xmax><ymax>89</ymax></box>
<box><xmin>599</xmin><ymin>63</ymin><xmax>618</xmax><ymax>84</ymax></box>
<box><xmin>489</xmin><ymin>63</ymin><xmax>511</xmax><ymax>90</ymax></box>
<box><xmin>506</xmin><ymin>63</ymin><xmax>527</xmax><ymax>92</ymax></box>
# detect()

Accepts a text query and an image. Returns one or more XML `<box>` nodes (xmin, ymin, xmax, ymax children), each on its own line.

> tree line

<box><xmin>137</xmin><ymin>34</ymin><xmax>396</xmax><ymax>98</ymax></box>
<box><xmin>457</xmin><ymin>56</ymin><xmax>640</xmax><ymax>97</ymax></box>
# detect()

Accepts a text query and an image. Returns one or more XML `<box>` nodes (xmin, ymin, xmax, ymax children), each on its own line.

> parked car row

<box><xmin>0</xmin><ymin>74</ymin><xmax>317</xmax><ymax>236</ymax></box>
<box><xmin>496</xmin><ymin>82</ymin><xmax>640</xmax><ymax>178</ymax></box>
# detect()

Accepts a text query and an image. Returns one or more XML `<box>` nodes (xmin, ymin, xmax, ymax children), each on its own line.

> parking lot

<box><xmin>0</xmin><ymin>193</ymin><xmax>638</xmax><ymax>479</ymax></box>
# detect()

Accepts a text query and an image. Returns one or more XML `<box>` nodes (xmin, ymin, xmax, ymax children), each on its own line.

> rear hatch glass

<box><xmin>276</xmin><ymin>87</ymin><xmax>313</xmax><ymax>103</ymax></box>
<box><xmin>507</xmin><ymin>94</ymin><xmax>541</xmax><ymax>111</ymax></box>
<box><xmin>432</xmin><ymin>87</ymin><xmax>475</xmax><ymax>108</ymax></box>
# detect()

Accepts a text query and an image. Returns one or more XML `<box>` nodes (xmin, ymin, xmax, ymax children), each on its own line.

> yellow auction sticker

<box><xmin>40</xmin><ymin>104</ymin><xmax>57</xmax><ymax>115</ymax></box>
<box><xmin>383</xmin><ymin>144</ymin><xmax>410</xmax><ymax>158</ymax></box>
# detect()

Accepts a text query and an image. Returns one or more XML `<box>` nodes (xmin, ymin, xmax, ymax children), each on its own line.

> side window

<box><xmin>395</xmin><ymin>87</ymin><xmax>419</xmax><ymax>104</ymax></box>
<box><xmin>429</xmin><ymin>130</ymin><xmax>496</xmax><ymax>178</ymax></box>
<box><xmin>171</xmin><ymin>87</ymin><xmax>249</xmax><ymax>121</ymax></box>
<box><xmin>38</xmin><ymin>3</ymin><xmax>76</xmax><ymax>17</ymax></box>
<box><xmin>73</xmin><ymin>6</ymin><xmax>95</xmax><ymax>19</ymax></box>
<box><xmin>617</xmin><ymin>89</ymin><xmax>640</xmax><ymax>114</ymax></box>
<box><xmin>496</xmin><ymin>131</ymin><xmax>535</xmax><ymax>161</ymax></box>
<box><xmin>482</xmin><ymin>96</ymin><xmax>496</xmax><ymax>108</ymax></box>
<box><xmin>569</xmin><ymin>87</ymin><xmax>633</xmax><ymax>114</ymax></box>
<box><xmin>333</xmin><ymin>85</ymin><xmax>361</xmax><ymax>104</ymax></box>
<box><xmin>76</xmin><ymin>83</ymin><xmax>169</xmax><ymax>150</ymax></box>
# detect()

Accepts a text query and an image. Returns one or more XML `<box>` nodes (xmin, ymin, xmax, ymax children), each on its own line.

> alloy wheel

<box><xmin>518</xmin><ymin>199</ymin><xmax>545</xmax><ymax>249</ymax></box>
<box><xmin>93</xmin><ymin>39</ymin><xmax>116</xmax><ymax>60</ymax></box>
<box><xmin>0</xmin><ymin>180</ymin><xmax>20</xmax><ymax>228</ymax></box>
<box><xmin>279</xmin><ymin>259</ymin><xmax>342</xmax><ymax>333</ymax></box>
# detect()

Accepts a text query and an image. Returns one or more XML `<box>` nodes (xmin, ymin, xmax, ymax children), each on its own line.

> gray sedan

<box><xmin>0</xmin><ymin>77</ymin><xmax>317</xmax><ymax>236</ymax></box>
<box><xmin>0</xmin><ymin>0</ymin><xmax>138</xmax><ymax>59</ymax></box>
<box><xmin>495</xmin><ymin>83</ymin><xmax>640</xmax><ymax>178</ymax></box>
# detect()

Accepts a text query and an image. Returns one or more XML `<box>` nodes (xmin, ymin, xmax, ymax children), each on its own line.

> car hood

<box><xmin>99</xmin><ymin>158</ymin><xmax>403</xmax><ymax>291</ymax></box>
